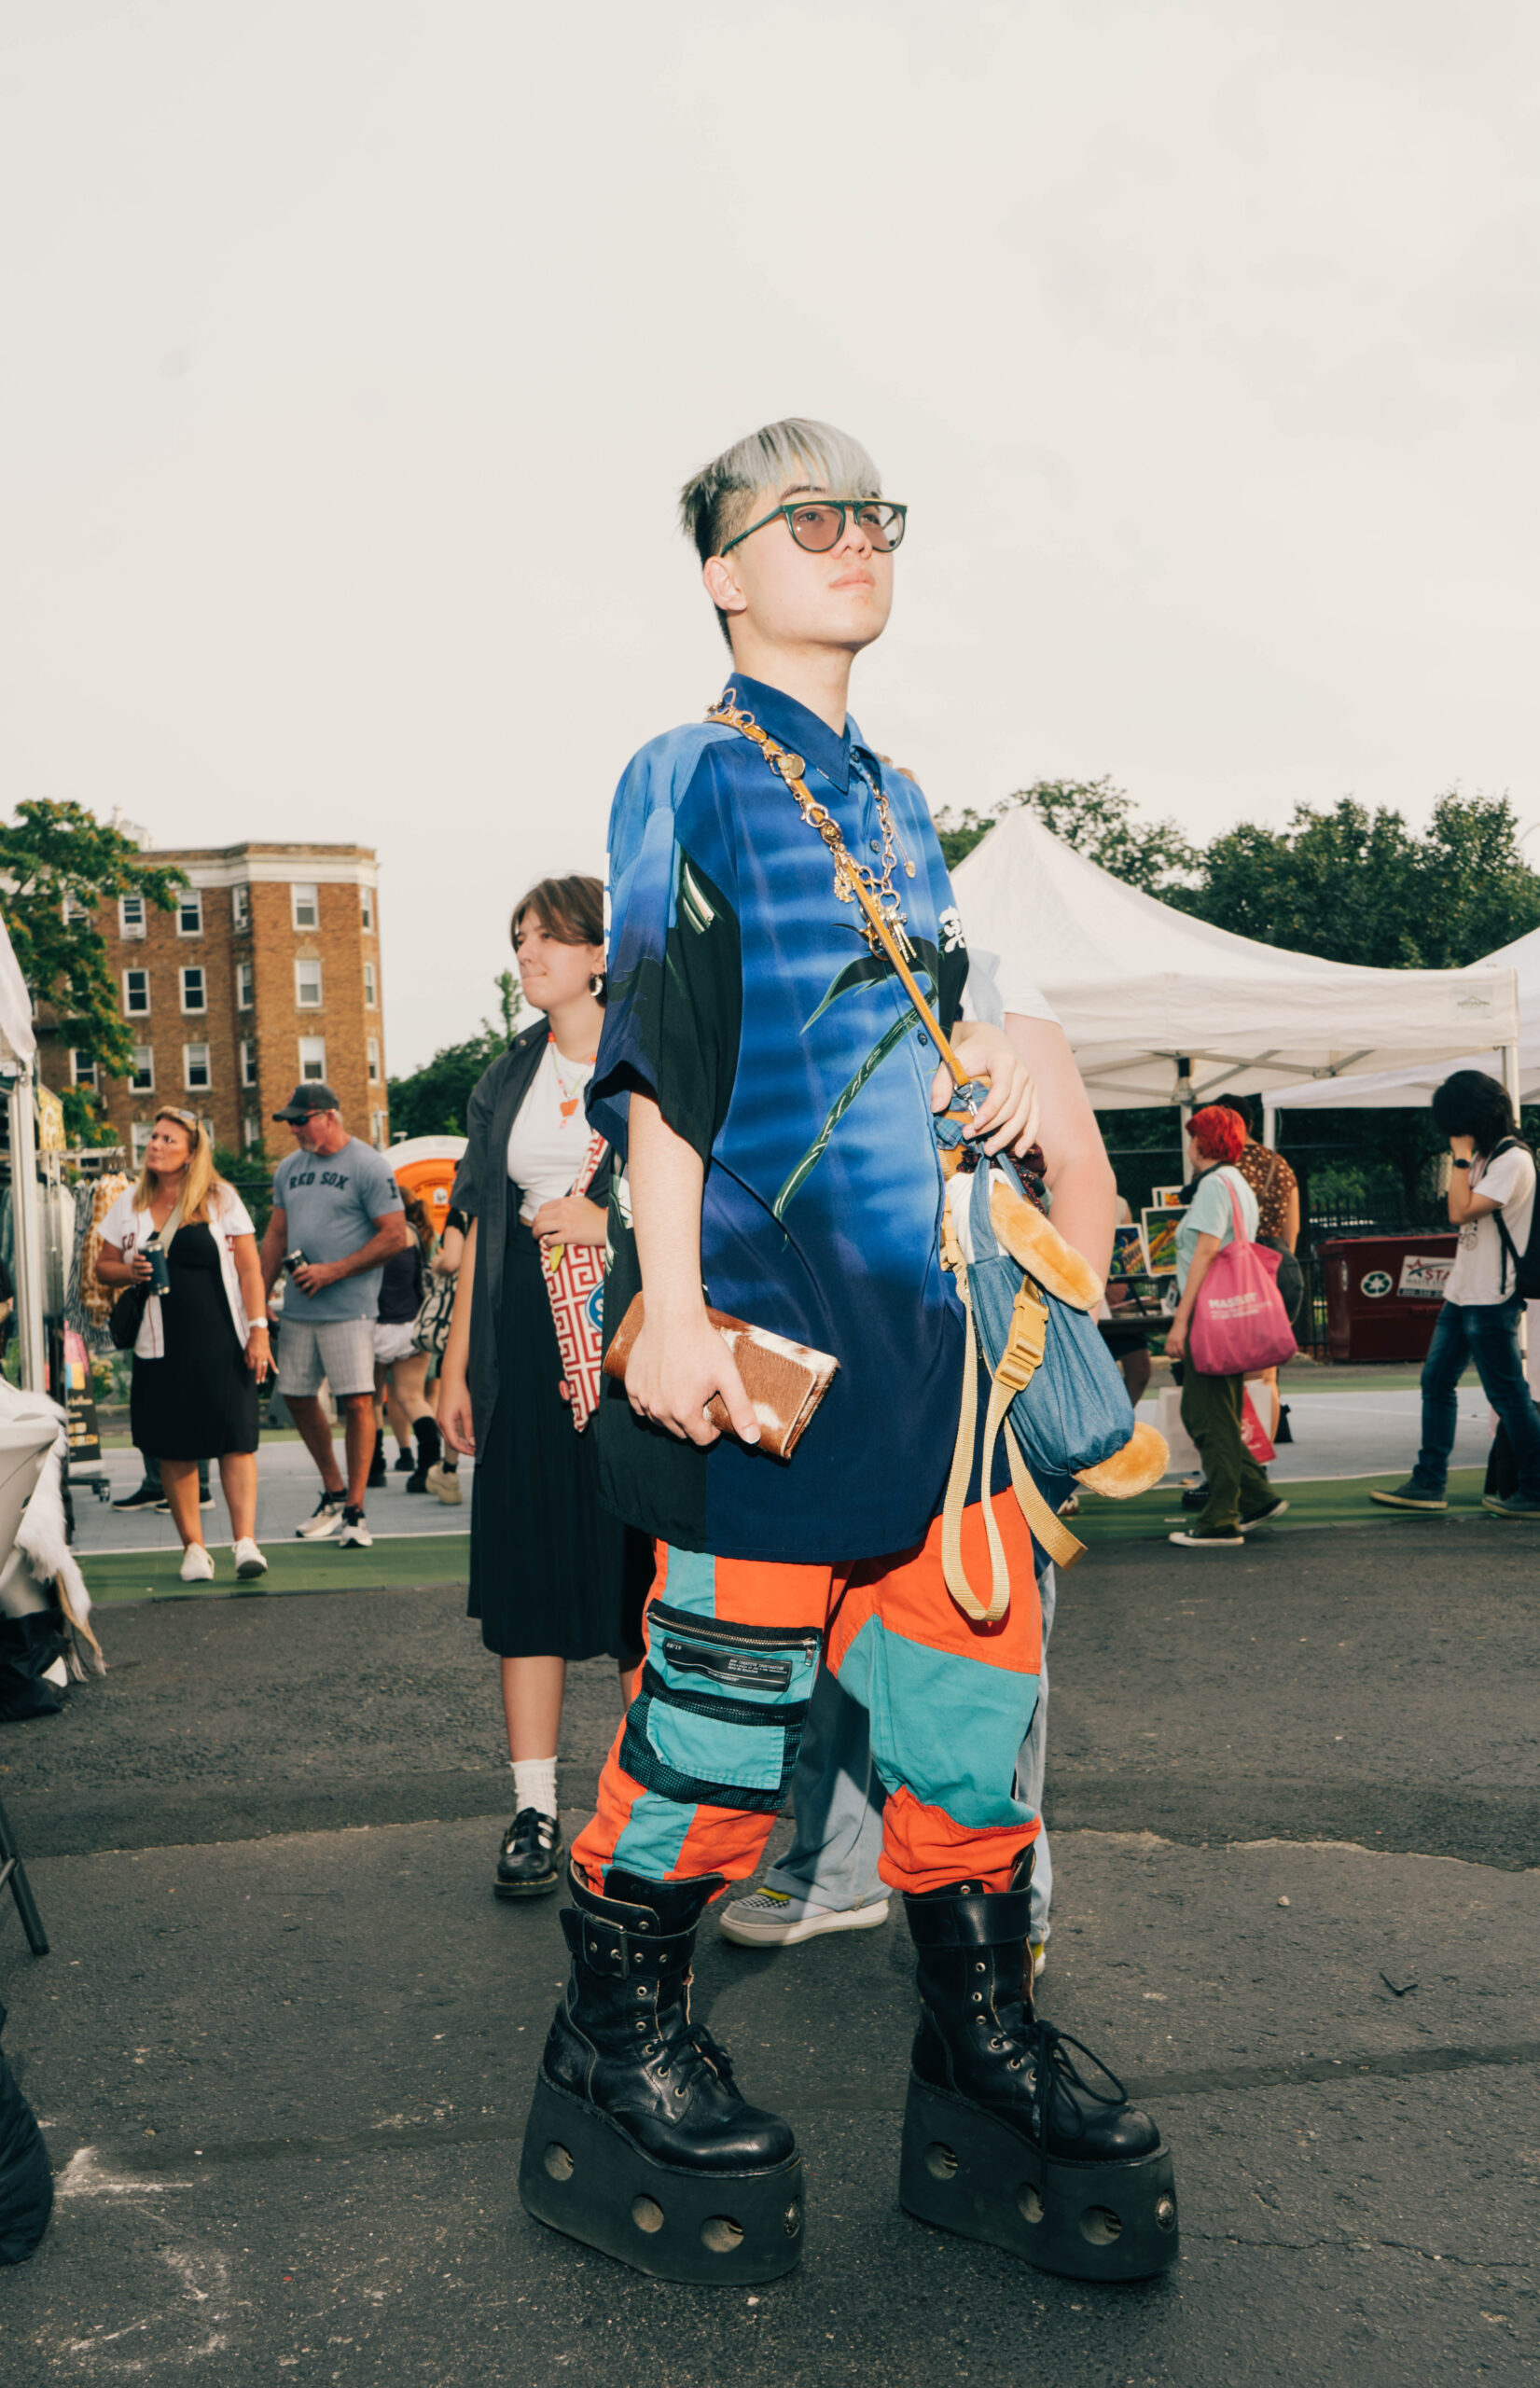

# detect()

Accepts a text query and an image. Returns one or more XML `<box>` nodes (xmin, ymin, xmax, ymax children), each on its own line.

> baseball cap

<box><xmin>271</xmin><ymin>1083</ymin><xmax>340</xmax><ymax>1122</ymax></box>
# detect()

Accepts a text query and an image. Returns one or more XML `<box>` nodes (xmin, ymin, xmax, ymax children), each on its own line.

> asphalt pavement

<box><xmin>1</xmin><ymin>1523</ymin><xmax>1536</xmax><ymax>2384</ymax></box>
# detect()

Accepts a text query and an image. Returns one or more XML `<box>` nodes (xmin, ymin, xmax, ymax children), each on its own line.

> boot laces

<box><xmin>1033</xmin><ymin>2020</ymin><xmax>1129</xmax><ymax>2142</ymax></box>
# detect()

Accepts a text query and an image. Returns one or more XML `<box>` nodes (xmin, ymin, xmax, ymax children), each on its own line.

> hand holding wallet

<box><xmin>602</xmin><ymin>1295</ymin><xmax>839</xmax><ymax>1461</ymax></box>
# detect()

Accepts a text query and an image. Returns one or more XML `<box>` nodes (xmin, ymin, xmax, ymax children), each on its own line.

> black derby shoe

<box><xmin>495</xmin><ymin>1809</ymin><xmax>562</xmax><ymax>1899</ymax></box>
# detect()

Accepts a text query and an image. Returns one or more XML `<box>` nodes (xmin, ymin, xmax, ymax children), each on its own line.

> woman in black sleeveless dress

<box><xmin>96</xmin><ymin>1109</ymin><xmax>271</xmax><ymax>1586</ymax></box>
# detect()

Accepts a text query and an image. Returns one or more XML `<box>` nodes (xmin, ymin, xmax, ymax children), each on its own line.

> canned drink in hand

<box><xmin>145</xmin><ymin>1235</ymin><xmax>172</xmax><ymax>1296</ymax></box>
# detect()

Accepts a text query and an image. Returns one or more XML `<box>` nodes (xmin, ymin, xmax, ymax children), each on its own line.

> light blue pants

<box><xmin>764</xmin><ymin>1562</ymin><xmax>1056</xmax><ymax>1943</ymax></box>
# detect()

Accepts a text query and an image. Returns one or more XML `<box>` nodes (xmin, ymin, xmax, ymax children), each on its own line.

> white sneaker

<box><xmin>425</xmin><ymin>1463</ymin><xmax>463</xmax><ymax>1506</ymax></box>
<box><xmin>179</xmin><ymin>1544</ymin><xmax>215</xmax><ymax>1584</ymax></box>
<box><xmin>717</xmin><ymin>1886</ymin><xmax>891</xmax><ymax>1947</ymax></box>
<box><xmin>296</xmin><ymin>1495</ymin><xmax>343</xmax><ymax>1540</ymax></box>
<box><xmin>1031</xmin><ymin>1939</ymin><xmax>1047</xmax><ymax>1981</ymax></box>
<box><xmin>337</xmin><ymin>1510</ymin><xmax>373</xmax><ymax>1548</ymax></box>
<box><xmin>232</xmin><ymin>1538</ymin><xmax>269</xmax><ymax>1583</ymax></box>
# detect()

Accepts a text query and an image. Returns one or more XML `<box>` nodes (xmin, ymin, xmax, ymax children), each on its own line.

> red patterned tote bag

<box><xmin>541</xmin><ymin>1135</ymin><xmax>610</xmax><ymax>1430</ymax></box>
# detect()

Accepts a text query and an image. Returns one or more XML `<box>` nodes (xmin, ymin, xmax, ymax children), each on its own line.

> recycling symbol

<box><xmin>1360</xmin><ymin>1270</ymin><xmax>1393</xmax><ymax>1299</ymax></box>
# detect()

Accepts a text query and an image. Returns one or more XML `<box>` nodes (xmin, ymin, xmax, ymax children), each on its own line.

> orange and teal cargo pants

<box><xmin>572</xmin><ymin>1487</ymin><xmax>1043</xmax><ymax>1900</ymax></box>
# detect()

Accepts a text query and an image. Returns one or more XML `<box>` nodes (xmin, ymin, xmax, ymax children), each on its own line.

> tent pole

<box><xmin>1261</xmin><ymin>1100</ymin><xmax>1279</xmax><ymax>1149</ymax></box>
<box><xmin>1500</xmin><ymin>1042</ymin><xmax>1533</xmax><ymax>1376</ymax></box>
<box><xmin>8</xmin><ymin>1062</ymin><xmax>46</xmax><ymax>1395</ymax></box>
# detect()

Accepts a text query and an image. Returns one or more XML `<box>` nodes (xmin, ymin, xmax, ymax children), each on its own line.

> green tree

<box><xmin>387</xmin><ymin>976</ymin><xmax>526</xmax><ymax>1139</ymax></box>
<box><xmin>934</xmin><ymin>776</ymin><xmax>1199</xmax><ymax>895</ymax></box>
<box><xmin>0</xmin><ymin>799</ymin><xmax>186</xmax><ymax>1139</ymax></box>
<box><xmin>1179</xmin><ymin>791</ymin><xmax>1540</xmax><ymax>968</ymax></box>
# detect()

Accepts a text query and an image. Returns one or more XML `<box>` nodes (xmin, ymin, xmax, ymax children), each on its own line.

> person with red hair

<box><xmin>1164</xmin><ymin>1106</ymin><xmax>1286</xmax><ymax>1547</ymax></box>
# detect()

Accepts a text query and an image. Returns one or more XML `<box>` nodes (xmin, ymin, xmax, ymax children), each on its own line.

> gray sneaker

<box><xmin>1368</xmin><ymin>1480</ymin><xmax>1447</xmax><ymax>1512</ymax></box>
<box><xmin>1481</xmin><ymin>1492</ymin><xmax>1540</xmax><ymax>1519</ymax></box>
<box><xmin>295</xmin><ymin>1494</ymin><xmax>343</xmax><ymax>1539</ymax></box>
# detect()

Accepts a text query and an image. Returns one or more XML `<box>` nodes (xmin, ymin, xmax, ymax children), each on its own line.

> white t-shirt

<box><xmin>959</xmin><ymin>956</ymin><xmax>1060</xmax><ymax>1029</ymax></box>
<box><xmin>506</xmin><ymin>1040</ymin><xmax>596</xmax><ymax>1222</ymax></box>
<box><xmin>1445</xmin><ymin>1142</ymin><xmax>1537</xmax><ymax>1306</ymax></box>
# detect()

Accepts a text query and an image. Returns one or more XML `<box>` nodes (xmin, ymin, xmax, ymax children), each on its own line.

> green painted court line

<box><xmin>80</xmin><ymin>1532</ymin><xmax>470</xmax><ymax>1605</ymax></box>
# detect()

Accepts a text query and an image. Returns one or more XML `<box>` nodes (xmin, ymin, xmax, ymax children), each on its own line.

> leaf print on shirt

<box><xmin>773</xmin><ymin>937</ymin><xmax>942</xmax><ymax>1222</ymax></box>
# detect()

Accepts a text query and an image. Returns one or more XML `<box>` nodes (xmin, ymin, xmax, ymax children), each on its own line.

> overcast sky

<box><xmin>3</xmin><ymin>1</ymin><xmax>1537</xmax><ymax>1074</ymax></box>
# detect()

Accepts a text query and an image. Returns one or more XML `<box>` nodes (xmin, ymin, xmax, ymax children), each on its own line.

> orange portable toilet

<box><xmin>390</xmin><ymin>1135</ymin><xmax>468</xmax><ymax>1231</ymax></box>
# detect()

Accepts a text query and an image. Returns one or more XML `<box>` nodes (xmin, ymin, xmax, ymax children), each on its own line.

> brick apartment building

<box><xmin>39</xmin><ymin>843</ymin><xmax>387</xmax><ymax>1167</ymax></box>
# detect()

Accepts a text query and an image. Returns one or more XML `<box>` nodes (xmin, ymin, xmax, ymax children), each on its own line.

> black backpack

<box><xmin>1487</xmin><ymin>1138</ymin><xmax>1540</xmax><ymax>1299</ymax></box>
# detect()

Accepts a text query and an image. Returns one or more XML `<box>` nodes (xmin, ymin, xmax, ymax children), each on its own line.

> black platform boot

<box><xmin>520</xmin><ymin>1865</ymin><xmax>803</xmax><ymax>2283</ymax></box>
<box><xmin>899</xmin><ymin>1853</ymin><xmax>1178</xmax><ymax>2281</ymax></box>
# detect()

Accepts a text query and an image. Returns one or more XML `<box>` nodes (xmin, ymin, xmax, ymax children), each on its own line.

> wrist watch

<box><xmin>1452</xmin><ymin>1159</ymin><xmax>1471</xmax><ymax>1171</ymax></box>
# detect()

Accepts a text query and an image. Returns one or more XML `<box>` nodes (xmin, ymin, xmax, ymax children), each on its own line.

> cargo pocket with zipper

<box><xmin>619</xmin><ymin>1602</ymin><xmax>823</xmax><ymax>1812</ymax></box>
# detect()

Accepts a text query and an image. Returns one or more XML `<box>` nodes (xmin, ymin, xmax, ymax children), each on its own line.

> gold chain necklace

<box><xmin>707</xmin><ymin>691</ymin><xmax>917</xmax><ymax>959</ymax></box>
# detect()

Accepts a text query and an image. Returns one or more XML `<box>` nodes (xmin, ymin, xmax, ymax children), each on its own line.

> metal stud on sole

<box><xmin>518</xmin><ymin>2075</ymin><xmax>804</xmax><ymax>2284</ymax></box>
<box><xmin>899</xmin><ymin>2076</ymin><xmax>1178</xmax><ymax>2282</ymax></box>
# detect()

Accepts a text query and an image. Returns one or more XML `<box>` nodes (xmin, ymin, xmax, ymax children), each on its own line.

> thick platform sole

<box><xmin>519</xmin><ymin>2074</ymin><xmax>803</xmax><ymax>2284</ymax></box>
<box><xmin>899</xmin><ymin>2076</ymin><xmax>1178</xmax><ymax>2282</ymax></box>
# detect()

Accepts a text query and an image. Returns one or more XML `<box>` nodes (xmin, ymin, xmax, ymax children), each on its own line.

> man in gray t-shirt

<box><xmin>260</xmin><ymin>1085</ymin><xmax>407</xmax><ymax>1547</ymax></box>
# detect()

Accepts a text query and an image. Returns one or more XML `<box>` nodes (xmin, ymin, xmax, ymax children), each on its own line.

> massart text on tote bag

<box><xmin>1188</xmin><ymin>1173</ymin><xmax>1297</xmax><ymax>1378</ymax></box>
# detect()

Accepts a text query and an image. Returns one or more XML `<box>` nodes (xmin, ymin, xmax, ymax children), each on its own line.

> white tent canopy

<box><xmin>1273</xmin><ymin>923</ymin><xmax>1540</xmax><ymax>1115</ymax></box>
<box><xmin>950</xmin><ymin>812</ymin><xmax>1521</xmax><ymax>1111</ymax></box>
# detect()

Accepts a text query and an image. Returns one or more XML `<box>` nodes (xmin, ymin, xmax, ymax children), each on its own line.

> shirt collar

<box><xmin>717</xmin><ymin>673</ymin><xmax>878</xmax><ymax>798</ymax></box>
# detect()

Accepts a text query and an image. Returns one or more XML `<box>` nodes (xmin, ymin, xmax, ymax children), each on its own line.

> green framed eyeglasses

<box><xmin>720</xmin><ymin>498</ymin><xmax>908</xmax><ymax>557</ymax></box>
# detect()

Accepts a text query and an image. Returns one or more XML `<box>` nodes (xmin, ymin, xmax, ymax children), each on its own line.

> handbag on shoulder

<box><xmin>1188</xmin><ymin>1173</ymin><xmax>1297</xmax><ymax>1377</ymax></box>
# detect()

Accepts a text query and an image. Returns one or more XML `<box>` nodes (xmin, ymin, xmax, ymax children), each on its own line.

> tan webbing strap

<box><xmin>940</xmin><ymin>1270</ymin><xmax>1009</xmax><ymax>1624</ymax></box>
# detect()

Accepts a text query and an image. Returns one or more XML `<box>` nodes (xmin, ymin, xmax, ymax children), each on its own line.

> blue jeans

<box><xmin>1415</xmin><ymin>1297</ymin><xmax>1540</xmax><ymax>1501</ymax></box>
<box><xmin>764</xmin><ymin>1562</ymin><xmax>1056</xmax><ymax>1945</ymax></box>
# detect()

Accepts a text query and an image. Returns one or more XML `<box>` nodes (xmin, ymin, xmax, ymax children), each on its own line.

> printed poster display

<box><xmin>1141</xmin><ymin>1204</ymin><xmax>1188</xmax><ymax>1277</ymax></box>
<box><xmin>1108</xmin><ymin>1221</ymin><xmax>1151</xmax><ymax>1280</ymax></box>
<box><xmin>1150</xmin><ymin>1185</ymin><xmax>1186</xmax><ymax>1209</ymax></box>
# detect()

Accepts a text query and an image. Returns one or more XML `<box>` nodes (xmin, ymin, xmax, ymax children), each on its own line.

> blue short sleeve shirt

<box><xmin>590</xmin><ymin>675</ymin><xmax>972</xmax><ymax>1565</ymax></box>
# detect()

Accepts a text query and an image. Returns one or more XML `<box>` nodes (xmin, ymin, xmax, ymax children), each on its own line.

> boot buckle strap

<box><xmin>561</xmin><ymin>1904</ymin><xmax>690</xmax><ymax>1978</ymax></box>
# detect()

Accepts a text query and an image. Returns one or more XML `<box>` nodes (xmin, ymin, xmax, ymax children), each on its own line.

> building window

<box><xmin>370</xmin><ymin>1110</ymin><xmax>386</xmax><ymax>1150</ymax></box>
<box><xmin>69</xmin><ymin>1048</ymin><xmax>97</xmax><ymax>1089</ymax></box>
<box><xmin>177</xmin><ymin>890</ymin><xmax>203</xmax><ymax>937</ymax></box>
<box><xmin>237</xmin><ymin>959</ymin><xmax>254</xmax><ymax>1010</ymax></box>
<box><xmin>118</xmin><ymin>893</ymin><xmax>146</xmax><ymax>939</ymax></box>
<box><xmin>62</xmin><ymin>892</ymin><xmax>91</xmax><ymax>925</ymax></box>
<box><xmin>131</xmin><ymin>1045</ymin><xmax>155</xmax><ymax>1092</ymax></box>
<box><xmin>231</xmin><ymin>884</ymin><xmax>251</xmax><ymax>932</ymax></box>
<box><xmin>131</xmin><ymin>1121</ymin><xmax>153</xmax><ymax>1166</ymax></box>
<box><xmin>367</xmin><ymin>1035</ymin><xmax>382</xmax><ymax>1084</ymax></box>
<box><xmin>243</xmin><ymin>1115</ymin><xmax>262</xmax><ymax>1151</ymax></box>
<box><xmin>240</xmin><ymin>1037</ymin><xmax>257</xmax><ymax>1089</ymax></box>
<box><xmin>123</xmin><ymin>967</ymin><xmax>150</xmax><ymax>1016</ymax></box>
<box><xmin>179</xmin><ymin>966</ymin><xmax>206</xmax><ymax>1013</ymax></box>
<box><xmin>183</xmin><ymin>1041</ymin><xmax>212</xmax><ymax>1091</ymax></box>
<box><xmin>291</xmin><ymin>882</ymin><xmax>319</xmax><ymax>931</ymax></box>
<box><xmin>363</xmin><ymin>960</ymin><xmax>378</xmax><ymax>1008</ymax></box>
<box><xmin>296</xmin><ymin>958</ymin><xmax>324</xmax><ymax>1008</ymax></box>
<box><xmin>361</xmin><ymin>885</ymin><xmax>375</xmax><ymax>931</ymax></box>
<box><xmin>298</xmin><ymin>1036</ymin><xmax>327</xmax><ymax>1082</ymax></box>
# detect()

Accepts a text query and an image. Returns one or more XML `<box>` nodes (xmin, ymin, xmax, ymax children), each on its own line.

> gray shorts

<box><xmin>276</xmin><ymin>1314</ymin><xmax>377</xmax><ymax>1399</ymax></box>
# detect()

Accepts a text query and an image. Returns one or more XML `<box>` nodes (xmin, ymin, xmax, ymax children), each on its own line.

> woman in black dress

<box><xmin>96</xmin><ymin>1108</ymin><xmax>271</xmax><ymax>1586</ymax></box>
<box><xmin>437</xmin><ymin>877</ymin><xmax>649</xmax><ymax>1899</ymax></box>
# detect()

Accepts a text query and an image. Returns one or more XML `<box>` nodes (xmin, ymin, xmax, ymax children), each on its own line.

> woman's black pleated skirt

<box><xmin>467</xmin><ymin>1213</ymin><xmax>649</xmax><ymax>1661</ymax></box>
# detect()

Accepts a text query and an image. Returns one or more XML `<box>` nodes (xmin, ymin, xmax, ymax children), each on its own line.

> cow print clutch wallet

<box><xmin>602</xmin><ymin>1297</ymin><xmax>839</xmax><ymax>1461</ymax></box>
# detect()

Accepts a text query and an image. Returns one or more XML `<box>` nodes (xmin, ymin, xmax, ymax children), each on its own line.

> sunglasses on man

<box><xmin>720</xmin><ymin>498</ymin><xmax>908</xmax><ymax>557</ymax></box>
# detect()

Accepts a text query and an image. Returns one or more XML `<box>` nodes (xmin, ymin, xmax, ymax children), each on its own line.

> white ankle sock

<box><xmin>512</xmin><ymin>1757</ymin><xmax>558</xmax><ymax>1817</ymax></box>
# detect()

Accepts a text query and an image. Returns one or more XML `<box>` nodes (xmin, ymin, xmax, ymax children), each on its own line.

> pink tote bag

<box><xmin>1188</xmin><ymin>1173</ymin><xmax>1297</xmax><ymax>1377</ymax></box>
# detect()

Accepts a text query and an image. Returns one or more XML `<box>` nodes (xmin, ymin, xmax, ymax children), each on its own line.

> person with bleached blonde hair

<box><xmin>97</xmin><ymin>1108</ymin><xmax>271</xmax><ymax>1585</ymax></box>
